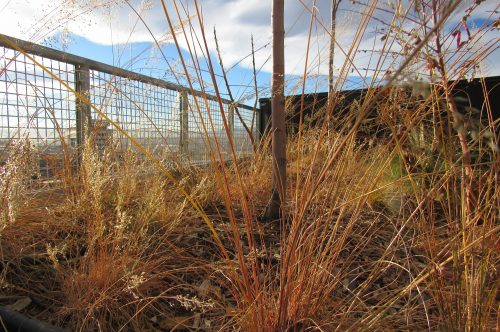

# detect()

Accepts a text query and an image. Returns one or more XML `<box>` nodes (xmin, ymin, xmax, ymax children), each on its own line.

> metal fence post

<box><xmin>75</xmin><ymin>64</ymin><xmax>91</xmax><ymax>153</ymax></box>
<box><xmin>254</xmin><ymin>108</ymin><xmax>260</xmax><ymax>142</ymax></box>
<box><xmin>258</xmin><ymin>98</ymin><xmax>272</xmax><ymax>139</ymax></box>
<box><xmin>228</xmin><ymin>104</ymin><xmax>234</xmax><ymax>141</ymax></box>
<box><xmin>227</xmin><ymin>104</ymin><xmax>235</xmax><ymax>156</ymax></box>
<box><xmin>179</xmin><ymin>91</ymin><xmax>189</xmax><ymax>158</ymax></box>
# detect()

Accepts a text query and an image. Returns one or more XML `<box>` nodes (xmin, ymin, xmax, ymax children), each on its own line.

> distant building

<box><xmin>259</xmin><ymin>75</ymin><xmax>500</xmax><ymax>137</ymax></box>
<box><xmin>91</xmin><ymin>118</ymin><xmax>113</xmax><ymax>151</ymax></box>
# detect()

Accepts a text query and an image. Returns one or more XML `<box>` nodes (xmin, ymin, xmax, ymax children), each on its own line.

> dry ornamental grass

<box><xmin>0</xmin><ymin>0</ymin><xmax>498</xmax><ymax>331</ymax></box>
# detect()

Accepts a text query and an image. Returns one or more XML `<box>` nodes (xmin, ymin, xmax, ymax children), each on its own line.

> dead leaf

<box><xmin>5</xmin><ymin>297</ymin><xmax>31</xmax><ymax>311</ymax></box>
<box><xmin>160</xmin><ymin>315</ymin><xmax>194</xmax><ymax>330</ymax></box>
<box><xmin>198</xmin><ymin>279</ymin><xmax>211</xmax><ymax>298</ymax></box>
<box><xmin>494</xmin><ymin>18</ymin><xmax>500</xmax><ymax>30</ymax></box>
<box><xmin>192</xmin><ymin>313</ymin><xmax>201</xmax><ymax>329</ymax></box>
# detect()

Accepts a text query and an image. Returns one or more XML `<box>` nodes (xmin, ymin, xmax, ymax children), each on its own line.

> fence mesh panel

<box><xmin>89</xmin><ymin>70</ymin><xmax>180</xmax><ymax>159</ymax></box>
<box><xmin>234</xmin><ymin>107</ymin><xmax>257</xmax><ymax>156</ymax></box>
<box><xmin>187</xmin><ymin>95</ymin><xmax>233</xmax><ymax>163</ymax></box>
<box><xmin>0</xmin><ymin>46</ymin><xmax>76</xmax><ymax>178</ymax></box>
<box><xmin>0</xmin><ymin>39</ymin><xmax>259</xmax><ymax>179</ymax></box>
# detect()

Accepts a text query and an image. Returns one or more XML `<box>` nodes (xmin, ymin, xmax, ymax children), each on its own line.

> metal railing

<box><xmin>0</xmin><ymin>34</ymin><xmax>259</xmax><ymax>177</ymax></box>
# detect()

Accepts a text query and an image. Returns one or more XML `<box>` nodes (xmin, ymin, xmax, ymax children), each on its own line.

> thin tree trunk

<box><xmin>266</xmin><ymin>0</ymin><xmax>286</xmax><ymax>220</ymax></box>
<box><xmin>328</xmin><ymin>0</ymin><xmax>341</xmax><ymax>96</ymax></box>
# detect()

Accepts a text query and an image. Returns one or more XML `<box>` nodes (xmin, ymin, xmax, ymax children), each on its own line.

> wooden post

<box><xmin>228</xmin><ymin>104</ymin><xmax>234</xmax><ymax>152</ymax></box>
<box><xmin>328</xmin><ymin>0</ymin><xmax>342</xmax><ymax>96</ymax></box>
<box><xmin>179</xmin><ymin>91</ymin><xmax>189</xmax><ymax>158</ymax></box>
<box><xmin>258</xmin><ymin>99</ymin><xmax>272</xmax><ymax>138</ymax></box>
<box><xmin>266</xmin><ymin>0</ymin><xmax>286</xmax><ymax>220</ymax></box>
<box><xmin>75</xmin><ymin>64</ymin><xmax>91</xmax><ymax>153</ymax></box>
<box><xmin>253</xmin><ymin>107</ymin><xmax>260</xmax><ymax>142</ymax></box>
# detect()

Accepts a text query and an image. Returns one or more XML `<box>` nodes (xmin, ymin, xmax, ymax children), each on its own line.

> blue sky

<box><xmin>1</xmin><ymin>0</ymin><xmax>499</xmax><ymax>105</ymax></box>
<box><xmin>52</xmin><ymin>31</ymin><xmax>273</xmax><ymax>103</ymax></box>
<box><xmin>59</xmin><ymin>32</ymin><xmax>367</xmax><ymax>99</ymax></box>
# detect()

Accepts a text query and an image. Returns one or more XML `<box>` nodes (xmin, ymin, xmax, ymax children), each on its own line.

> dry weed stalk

<box><xmin>0</xmin><ymin>0</ymin><xmax>497</xmax><ymax>331</ymax></box>
<box><xmin>0</xmin><ymin>137</ymin><xmax>38</xmax><ymax>230</ymax></box>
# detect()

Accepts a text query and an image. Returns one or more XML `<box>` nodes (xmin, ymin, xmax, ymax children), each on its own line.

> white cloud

<box><xmin>0</xmin><ymin>0</ymin><xmax>498</xmax><ymax>80</ymax></box>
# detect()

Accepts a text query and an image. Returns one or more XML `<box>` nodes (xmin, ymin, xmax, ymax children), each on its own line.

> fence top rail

<box><xmin>0</xmin><ymin>33</ymin><xmax>255</xmax><ymax>111</ymax></box>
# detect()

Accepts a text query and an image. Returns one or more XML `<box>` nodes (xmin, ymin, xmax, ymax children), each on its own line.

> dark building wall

<box><xmin>258</xmin><ymin>76</ymin><xmax>500</xmax><ymax>136</ymax></box>
<box><xmin>451</xmin><ymin>76</ymin><xmax>500</xmax><ymax>119</ymax></box>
